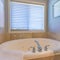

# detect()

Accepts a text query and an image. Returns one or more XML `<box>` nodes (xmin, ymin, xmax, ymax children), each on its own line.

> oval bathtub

<box><xmin>0</xmin><ymin>38</ymin><xmax>60</xmax><ymax>52</ymax></box>
<box><xmin>0</xmin><ymin>38</ymin><xmax>60</xmax><ymax>60</ymax></box>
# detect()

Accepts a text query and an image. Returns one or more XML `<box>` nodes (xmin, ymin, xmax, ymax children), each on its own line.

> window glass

<box><xmin>10</xmin><ymin>2</ymin><xmax>44</xmax><ymax>30</ymax></box>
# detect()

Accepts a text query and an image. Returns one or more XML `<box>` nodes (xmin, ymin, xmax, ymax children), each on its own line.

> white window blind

<box><xmin>10</xmin><ymin>2</ymin><xmax>44</xmax><ymax>30</ymax></box>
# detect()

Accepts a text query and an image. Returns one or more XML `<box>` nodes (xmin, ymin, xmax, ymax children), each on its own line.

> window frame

<box><xmin>8</xmin><ymin>0</ymin><xmax>47</xmax><ymax>33</ymax></box>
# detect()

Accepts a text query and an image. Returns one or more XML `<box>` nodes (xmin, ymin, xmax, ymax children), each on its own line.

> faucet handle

<box><xmin>31</xmin><ymin>47</ymin><xmax>36</xmax><ymax>53</ymax></box>
<box><xmin>44</xmin><ymin>45</ymin><xmax>50</xmax><ymax>51</ymax></box>
<box><xmin>28</xmin><ymin>46</ymin><xmax>36</xmax><ymax>53</ymax></box>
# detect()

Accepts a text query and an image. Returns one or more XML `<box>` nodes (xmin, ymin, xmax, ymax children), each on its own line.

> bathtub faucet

<box><xmin>34</xmin><ymin>40</ymin><xmax>42</xmax><ymax>52</ymax></box>
<box><xmin>44</xmin><ymin>45</ymin><xmax>50</xmax><ymax>51</ymax></box>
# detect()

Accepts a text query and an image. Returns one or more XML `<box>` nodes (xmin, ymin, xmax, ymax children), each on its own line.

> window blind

<box><xmin>10</xmin><ymin>2</ymin><xmax>44</xmax><ymax>30</ymax></box>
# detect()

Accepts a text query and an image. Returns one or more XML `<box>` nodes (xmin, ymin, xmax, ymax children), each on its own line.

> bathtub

<box><xmin>0</xmin><ymin>38</ymin><xmax>60</xmax><ymax>60</ymax></box>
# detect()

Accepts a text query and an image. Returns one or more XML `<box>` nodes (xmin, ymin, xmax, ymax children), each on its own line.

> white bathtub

<box><xmin>0</xmin><ymin>38</ymin><xmax>60</xmax><ymax>52</ymax></box>
<box><xmin>0</xmin><ymin>38</ymin><xmax>60</xmax><ymax>60</ymax></box>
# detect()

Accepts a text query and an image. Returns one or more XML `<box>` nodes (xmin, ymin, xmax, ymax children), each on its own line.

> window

<box><xmin>54</xmin><ymin>0</ymin><xmax>60</xmax><ymax>17</ymax></box>
<box><xmin>10</xmin><ymin>2</ymin><xmax>45</xmax><ymax>31</ymax></box>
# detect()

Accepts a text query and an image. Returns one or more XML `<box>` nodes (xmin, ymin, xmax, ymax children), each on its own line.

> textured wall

<box><xmin>0</xmin><ymin>28</ymin><xmax>4</xmax><ymax>43</ymax></box>
<box><xmin>48</xmin><ymin>0</ymin><xmax>60</xmax><ymax>40</ymax></box>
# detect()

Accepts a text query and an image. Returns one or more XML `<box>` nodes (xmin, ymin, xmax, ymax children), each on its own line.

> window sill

<box><xmin>9</xmin><ymin>30</ymin><xmax>46</xmax><ymax>33</ymax></box>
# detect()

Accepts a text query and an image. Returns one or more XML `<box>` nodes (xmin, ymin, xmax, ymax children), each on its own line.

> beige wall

<box><xmin>0</xmin><ymin>28</ymin><xmax>4</xmax><ymax>43</ymax></box>
<box><xmin>48</xmin><ymin>32</ymin><xmax>60</xmax><ymax>41</ymax></box>
<box><xmin>0</xmin><ymin>33</ymin><xmax>2</xmax><ymax>43</ymax></box>
<box><xmin>9</xmin><ymin>32</ymin><xmax>48</xmax><ymax>40</ymax></box>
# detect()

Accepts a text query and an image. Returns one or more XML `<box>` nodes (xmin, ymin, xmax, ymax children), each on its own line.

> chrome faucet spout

<box><xmin>34</xmin><ymin>40</ymin><xmax>42</xmax><ymax>52</ymax></box>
